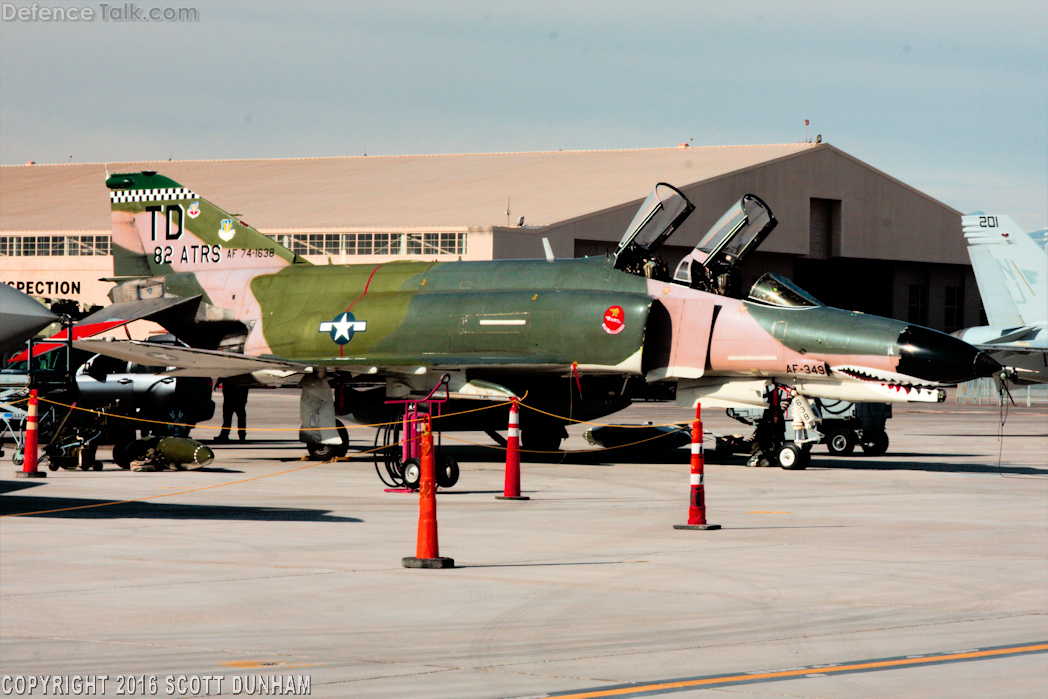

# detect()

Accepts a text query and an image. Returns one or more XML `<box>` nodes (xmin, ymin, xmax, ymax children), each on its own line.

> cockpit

<box><xmin>613</xmin><ymin>184</ymin><xmax>825</xmax><ymax>305</ymax></box>
<box><xmin>746</xmin><ymin>273</ymin><xmax>824</xmax><ymax>308</ymax></box>
<box><xmin>613</xmin><ymin>183</ymin><xmax>694</xmax><ymax>280</ymax></box>
<box><xmin>672</xmin><ymin>194</ymin><xmax>777</xmax><ymax>294</ymax></box>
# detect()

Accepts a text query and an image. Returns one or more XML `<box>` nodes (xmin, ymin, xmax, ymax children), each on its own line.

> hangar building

<box><xmin>0</xmin><ymin>142</ymin><xmax>980</xmax><ymax>332</ymax></box>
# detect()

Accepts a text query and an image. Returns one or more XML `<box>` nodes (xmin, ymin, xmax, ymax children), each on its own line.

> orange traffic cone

<box><xmin>15</xmin><ymin>389</ymin><xmax>45</xmax><ymax>479</ymax></box>
<box><xmin>674</xmin><ymin>404</ymin><xmax>719</xmax><ymax>530</ymax></box>
<box><xmin>496</xmin><ymin>398</ymin><xmax>529</xmax><ymax>500</ymax></box>
<box><xmin>402</xmin><ymin>417</ymin><xmax>454</xmax><ymax>568</ymax></box>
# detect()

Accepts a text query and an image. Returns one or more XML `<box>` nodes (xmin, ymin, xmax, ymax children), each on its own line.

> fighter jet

<box><xmin>0</xmin><ymin>283</ymin><xmax>58</xmax><ymax>353</ymax></box>
<box><xmin>63</xmin><ymin>172</ymin><xmax>998</xmax><ymax>468</ymax></box>
<box><xmin>952</xmin><ymin>214</ymin><xmax>1047</xmax><ymax>384</ymax></box>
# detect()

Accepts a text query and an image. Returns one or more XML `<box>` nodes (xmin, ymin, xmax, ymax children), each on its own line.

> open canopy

<box><xmin>613</xmin><ymin>183</ymin><xmax>695</xmax><ymax>271</ymax></box>
<box><xmin>673</xmin><ymin>194</ymin><xmax>777</xmax><ymax>290</ymax></box>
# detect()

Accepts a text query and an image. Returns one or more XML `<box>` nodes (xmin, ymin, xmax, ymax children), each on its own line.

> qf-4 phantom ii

<box><xmin>59</xmin><ymin>173</ymin><xmax>999</xmax><ymax>470</ymax></box>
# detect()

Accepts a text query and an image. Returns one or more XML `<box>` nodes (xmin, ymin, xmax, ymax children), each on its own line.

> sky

<box><xmin>2</xmin><ymin>0</ymin><xmax>1046</xmax><ymax>230</ymax></box>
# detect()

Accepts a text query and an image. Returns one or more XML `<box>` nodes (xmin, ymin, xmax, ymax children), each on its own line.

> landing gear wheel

<box><xmin>520</xmin><ymin>424</ymin><xmax>566</xmax><ymax>454</ymax></box>
<box><xmin>401</xmin><ymin>457</ymin><xmax>422</xmax><ymax>490</ymax></box>
<box><xmin>306</xmin><ymin>420</ymin><xmax>349</xmax><ymax>460</ymax></box>
<box><xmin>777</xmin><ymin>443</ymin><xmax>809</xmax><ymax>470</ymax></box>
<box><xmin>113</xmin><ymin>441</ymin><xmax>132</xmax><ymax>469</ymax></box>
<box><xmin>861</xmin><ymin>431</ymin><xmax>889</xmax><ymax>456</ymax></box>
<box><xmin>437</xmin><ymin>457</ymin><xmax>460</xmax><ymax>488</ymax></box>
<box><xmin>826</xmin><ymin>429</ymin><xmax>856</xmax><ymax>456</ymax></box>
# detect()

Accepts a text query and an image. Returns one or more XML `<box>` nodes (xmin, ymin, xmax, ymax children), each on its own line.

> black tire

<box><xmin>777</xmin><ymin>443</ymin><xmax>809</xmax><ymax>470</ymax></box>
<box><xmin>826</xmin><ymin>429</ymin><xmax>856</xmax><ymax>456</ymax></box>
<box><xmin>520</xmin><ymin>428</ymin><xmax>564</xmax><ymax>453</ymax></box>
<box><xmin>401</xmin><ymin>457</ymin><xmax>422</xmax><ymax>490</ymax></box>
<box><xmin>306</xmin><ymin>420</ymin><xmax>349</xmax><ymax>460</ymax></box>
<box><xmin>861</xmin><ymin>431</ymin><xmax>889</xmax><ymax>456</ymax></box>
<box><xmin>437</xmin><ymin>457</ymin><xmax>460</xmax><ymax>488</ymax></box>
<box><xmin>113</xmin><ymin>441</ymin><xmax>132</xmax><ymax>469</ymax></box>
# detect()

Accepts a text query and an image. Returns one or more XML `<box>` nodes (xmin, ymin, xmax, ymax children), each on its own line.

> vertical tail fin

<box><xmin>962</xmin><ymin>214</ymin><xmax>1047</xmax><ymax>326</ymax></box>
<box><xmin>106</xmin><ymin>171</ymin><xmax>308</xmax><ymax>277</ymax></box>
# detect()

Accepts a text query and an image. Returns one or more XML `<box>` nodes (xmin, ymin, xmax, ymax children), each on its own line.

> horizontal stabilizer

<box><xmin>12</xmin><ymin>296</ymin><xmax>201</xmax><ymax>361</ymax></box>
<box><xmin>73</xmin><ymin>339</ymin><xmax>307</xmax><ymax>378</ymax></box>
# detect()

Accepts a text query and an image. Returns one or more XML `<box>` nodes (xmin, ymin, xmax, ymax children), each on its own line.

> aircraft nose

<box><xmin>896</xmin><ymin>325</ymin><xmax>1002</xmax><ymax>384</ymax></box>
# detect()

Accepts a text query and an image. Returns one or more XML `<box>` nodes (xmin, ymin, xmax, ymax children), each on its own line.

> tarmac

<box><xmin>2</xmin><ymin>390</ymin><xmax>1046</xmax><ymax>698</ymax></box>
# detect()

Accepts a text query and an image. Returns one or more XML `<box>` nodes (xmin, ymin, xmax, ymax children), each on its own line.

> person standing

<box><xmin>215</xmin><ymin>382</ymin><xmax>249</xmax><ymax>442</ymax></box>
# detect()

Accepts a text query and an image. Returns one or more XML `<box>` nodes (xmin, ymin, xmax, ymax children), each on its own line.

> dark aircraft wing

<box><xmin>0</xmin><ymin>283</ymin><xmax>59</xmax><ymax>353</ymax></box>
<box><xmin>12</xmin><ymin>296</ymin><xmax>201</xmax><ymax>361</ymax></box>
<box><xmin>73</xmin><ymin>339</ymin><xmax>308</xmax><ymax>378</ymax></box>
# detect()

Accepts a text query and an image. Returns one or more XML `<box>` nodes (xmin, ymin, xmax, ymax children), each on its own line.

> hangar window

<box><xmin>0</xmin><ymin>234</ymin><xmax>112</xmax><ymax>256</ymax></box>
<box><xmin>374</xmin><ymin>233</ymin><xmax>397</xmax><ymax>255</ymax></box>
<box><xmin>406</xmin><ymin>233</ymin><xmax>423</xmax><ymax>255</ymax></box>
<box><xmin>194</xmin><ymin>231</ymin><xmax>466</xmax><ymax>258</ymax></box>
<box><xmin>355</xmin><ymin>233</ymin><xmax>372</xmax><ymax>255</ymax></box>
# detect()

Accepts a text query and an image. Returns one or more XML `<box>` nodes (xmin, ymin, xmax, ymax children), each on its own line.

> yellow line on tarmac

<box><xmin>549</xmin><ymin>643</ymin><xmax>1048</xmax><ymax>699</ymax></box>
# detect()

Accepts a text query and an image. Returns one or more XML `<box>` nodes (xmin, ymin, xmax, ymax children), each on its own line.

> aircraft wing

<box><xmin>0</xmin><ymin>282</ymin><xmax>59</xmax><ymax>353</ymax></box>
<box><xmin>978</xmin><ymin>345</ymin><xmax>1048</xmax><ymax>384</ymax></box>
<box><xmin>73</xmin><ymin>339</ymin><xmax>309</xmax><ymax>378</ymax></box>
<box><xmin>12</xmin><ymin>295</ymin><xmax>202</xmax><ymax>361</ymax></box>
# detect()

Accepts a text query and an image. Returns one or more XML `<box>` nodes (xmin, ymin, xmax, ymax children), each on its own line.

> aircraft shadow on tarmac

<box><xmin>0</xmin><ymin>484</ymin><xmax>361</xmax><ymax>522</ymax></box>
<box><xmin>809</xmin><ymin>458</ymin><xmax>1047</xmax><ymax>476</ymax></box>
<box><xmin>346</xmin><ymin>443</ymin><xmax>1047</xmax><ymax>477</ymax></box>
<box><xmin>346</xmin><ymin>443</ymin><xmax>697</xmax><ymax>466</ymax></box>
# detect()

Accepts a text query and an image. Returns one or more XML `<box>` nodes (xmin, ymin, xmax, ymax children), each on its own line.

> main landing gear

<box><xmin>734</xmin><ymin>387</ymin><xmax>818</xmax><ymax>470</ymax></box>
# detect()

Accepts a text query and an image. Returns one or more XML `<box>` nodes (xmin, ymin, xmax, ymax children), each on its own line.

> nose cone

<box><xmin>896</xmin><ymin>326</ymin><xmax>1002</xmax><ymax>384</ymax></box>
<box><xmin>0</xmin><ymin>283</ymin><xmax>59</xmax><ymax>353</ymax></box>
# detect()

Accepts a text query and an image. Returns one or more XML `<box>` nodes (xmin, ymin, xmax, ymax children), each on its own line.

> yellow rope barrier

<box><xmin>2</xmin><ymin>397</ymin><xmax>695</xmax><ymax>517</ymax></box>
<box><xmin>440</xmin><ymin>426</ymin><xmax>689</xmax><ymax>455</ymax></box>
<box><xmin>0</xmin><ymin>441</ymin><xmax>395</xmax><ymax>519</ymax></box>
<box><xmin>516</xmin><ymin>401</ymin><xmax>690</xmax><ymax>430</ymax></box>
<box><xmin>34</xmin><ymin>395</ymin><xmax>516</xmax><ymax>433</ymax></box>
<box><xmin>24</xmin><ymin>393</ymin><xmax>694</xmax><ymax>440</ymax></box>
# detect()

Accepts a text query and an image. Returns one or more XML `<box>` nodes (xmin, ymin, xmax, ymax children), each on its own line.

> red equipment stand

<box><xmin>496</xmin><ymin>397</ymin><xmax>529</xmax><ymax>500</ymax></box>
<box><xmin>15</xmin><ymin>389</ymin><xmax>45</xmax><ymax>479</ymax></box>
<box><xmin>384</xmin><ymin>374</ymin><xmax>451</xmax><ymax>492</ymax></box>
<box><xmin>402</xmin><ymin>417</ymin><xmax>454</xmax><ymax>569</ymax></box>
<box><xmin>673</xmin><ymin>404</ymin><xmax>719</xmax><ymax>530</ymax></box>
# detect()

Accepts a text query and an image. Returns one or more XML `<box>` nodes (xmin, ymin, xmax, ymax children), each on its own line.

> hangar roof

<box><xmin>2</xmin><ymin>144</ymin><xmax>825</xmax><ymax>231</ymax></box>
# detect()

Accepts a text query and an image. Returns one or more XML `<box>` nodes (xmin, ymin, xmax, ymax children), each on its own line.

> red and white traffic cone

<box><xmin>403</xmin><ymin>418</ymin><xmax>454</xmax><ymax>568</ymax></box>
<box><xmin>496</xmin><ymin>398</ymin><xmax>529</xmax><ymax>500</ymax></box>
<box><xmin>15</xmin><ymin>389</ymin><xmax>45</xmax><ymax>479</ymax></box>
<box><xmin>674</xmin><ymin>404</ymin><xmax>719</xmax><ymax>530</ymax></box>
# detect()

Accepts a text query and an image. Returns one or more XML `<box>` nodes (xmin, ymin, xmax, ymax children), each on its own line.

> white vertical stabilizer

<box><xmin>962</xmin><ymin>214</ymin><xmax>1047</xmax><ymax>327</ymax></box>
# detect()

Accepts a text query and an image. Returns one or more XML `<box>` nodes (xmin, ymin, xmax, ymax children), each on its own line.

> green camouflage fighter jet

<box><xmin>73</xmin><ymin>173</ymin><xmax>999</xmax><ymax>469</ymax></box>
